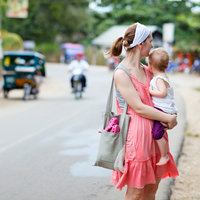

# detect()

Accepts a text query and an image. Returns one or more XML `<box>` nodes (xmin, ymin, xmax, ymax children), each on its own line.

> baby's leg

<box><xmin>156</xmin><ymin>137</ymin><xmax>169</xmax><ymax>165</ymax></box>
<box><xmin>152</xmin><ymin>117</ymin><xmax>169</xmax><ymax>165</ymax></box>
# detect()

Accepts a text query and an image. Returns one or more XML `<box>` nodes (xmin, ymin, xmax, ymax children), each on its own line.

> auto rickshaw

<box><xmin>2</xmin><ymin>51</ymin><xmax>46</xmax><ymax>100</ymax></box>
<box><xmin>60</xmin><ymin>43</ymin><xmax>86</xmax><ymax>63</ymax></box>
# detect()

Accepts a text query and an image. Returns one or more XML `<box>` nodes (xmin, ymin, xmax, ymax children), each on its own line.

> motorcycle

<box><xmin>72</xmin><ymin>69</ymin><xmax>83</xmax><ymax>99</ymax></box>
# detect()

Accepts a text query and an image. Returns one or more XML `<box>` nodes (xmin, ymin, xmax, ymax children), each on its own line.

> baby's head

<box><xmin>148</xmin><ymin>47</ymin><xmax>169</xmax><ymax>72</ymax></box>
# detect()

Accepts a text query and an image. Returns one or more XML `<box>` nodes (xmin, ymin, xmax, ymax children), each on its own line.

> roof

<box><xmin>92</xmin><ymin>25</ymin><xmax>162</xmax><ymax>48</ymax></box>
<box><xmin>61</xmin><ymin>43</ymin><xmax>84</xmax><ymax>49</ymax></box>
<box><xmin>3</xmin><ymin>51</ymin><xmax>45</xmax><ymax>59</ymax></box>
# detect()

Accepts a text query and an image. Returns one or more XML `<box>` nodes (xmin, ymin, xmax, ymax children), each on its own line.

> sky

<box><xmin>89</xmin><ymin>0</ymin><xmax>200</xmax><ymax>14</ymax></box>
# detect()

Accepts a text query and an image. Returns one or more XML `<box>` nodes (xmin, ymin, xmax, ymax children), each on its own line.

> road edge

<box><xmin>155</xmin><ymin>84</ymin><xmax>186</xmax><ymax>200</ymax></box>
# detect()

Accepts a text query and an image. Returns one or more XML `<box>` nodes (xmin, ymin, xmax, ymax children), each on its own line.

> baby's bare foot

<box><xmin>156</xmin><ymin>155</ymin><xmax>169</xmax><ymax>166</ymax></box>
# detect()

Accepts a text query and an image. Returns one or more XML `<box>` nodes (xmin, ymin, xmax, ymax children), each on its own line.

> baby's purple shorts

<box><xmin>152</xmin><ymin>107</ymin><xmax>165</xmax><ymax>140</ymax></box>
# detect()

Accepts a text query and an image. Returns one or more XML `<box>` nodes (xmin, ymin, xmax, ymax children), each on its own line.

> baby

<box><xmin>148</xmin><ymin>47</ymin><xmax>178</xmax><ymax>165</ymax></box>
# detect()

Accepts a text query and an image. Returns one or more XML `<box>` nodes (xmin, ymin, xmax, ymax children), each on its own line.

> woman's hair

<box><xmin>148</xmin><ymin>48</ymin><xmax>169</xmax><ymax>72</ymax></box>
<box><xmin>106</xmin><ymin>23</ymin><xmax>138</xmax><ymax>58</ymax></box>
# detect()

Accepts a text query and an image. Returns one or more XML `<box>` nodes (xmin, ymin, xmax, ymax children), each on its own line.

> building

<box><xmin>91</xmin><ymin>25</ymin><xmax>163</xmax><ymax>64</ymax></box>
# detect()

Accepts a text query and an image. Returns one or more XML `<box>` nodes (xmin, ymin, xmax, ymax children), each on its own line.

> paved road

<box><xmin>0</xmin><ymin>63</ymin><xmax>185</xmax><ymax>200</ymax></box>
<box><xmin>0</xmin><ymin>63</ymin><xmax>126</xmax><ymax>200</ymax></box>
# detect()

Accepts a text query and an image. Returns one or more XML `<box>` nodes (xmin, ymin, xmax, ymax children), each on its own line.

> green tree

<box><xmin>91</xmin><ymin>0</ymin><xmax>200</xmax><ymax>52</ymax></box>
<box><xmin>2</xmin><ymin>30</ymin><xmax>23</xmax><ymax>50</ymax></box>
<box><xmin>2</xmin><ymin>0</ymin><xmax>90</xmax><ymax>44</ymax></box>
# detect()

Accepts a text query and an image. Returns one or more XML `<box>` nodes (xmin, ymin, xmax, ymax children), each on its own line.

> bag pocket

<box><xmin>93</xmin><ymin>129</ymin><xmax>123</xmax><ymax>170</ymax></box>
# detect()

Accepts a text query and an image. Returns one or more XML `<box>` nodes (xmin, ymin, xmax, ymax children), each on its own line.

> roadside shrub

<box><xmin>34</xmin><ymin>43</ymin><xmax>106</xmax><ymax>65</ymax></box>
<box><xmin>85</xmin><ymin>47</ymin><xmax>106</xmax><ymax>66</ymax></box>
<box><xmin>34</xmin><ymin>43</ymin><xmax>60</xmax><ymax>62</ymax></box>
<box><xmin>1</xmin><ymin>30</ymin><xmax>23</xmax><ymax>51</ymax></box>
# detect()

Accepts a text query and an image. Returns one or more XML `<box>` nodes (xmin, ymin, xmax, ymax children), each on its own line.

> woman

<box><xmin>107</xmin><ymin>23</ymin><xmax>179</xmax><ymax>200</ymax></box>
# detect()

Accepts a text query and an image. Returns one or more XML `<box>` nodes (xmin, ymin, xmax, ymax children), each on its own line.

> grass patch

<box><xmin>179</xmin><ymin>181</ymin><xmax>184</xmax><ymax>184</ymax></box>
<box><xmin>185</xmin><ymin>123</ymin><xmax>188</xmax><ymax>131</ymax></box>
<box><xmin>195</xmin><ymin>88</ymin><xmax>200</xmax><ymax>92</ymax></box>
<box><xmin>185</xmin><ymin>132</ymin><xmax>200</xmax><ymax>137</ymax></box>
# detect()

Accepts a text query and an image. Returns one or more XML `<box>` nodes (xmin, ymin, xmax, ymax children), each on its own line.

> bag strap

<box><xmin>105</xmin><ymin>64</ymin><xmax>132</xmax><ymax>146</ymax></box>
<box><xmin>105</xmin><ymin>64</ymin><xmax>132</xmax><ymax>128</ymax></box>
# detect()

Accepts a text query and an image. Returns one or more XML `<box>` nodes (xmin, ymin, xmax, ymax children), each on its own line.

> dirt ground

<box><xmin>168</xmin><ymin>72</ymin><xmax>200</xmax><ymax>200</ymax></box>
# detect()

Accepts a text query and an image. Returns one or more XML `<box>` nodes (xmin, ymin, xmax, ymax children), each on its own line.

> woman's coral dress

<box><xmin>111</xmin><ymin>65</ymin><xmax>179</xmax><ymax>190</ymax></box>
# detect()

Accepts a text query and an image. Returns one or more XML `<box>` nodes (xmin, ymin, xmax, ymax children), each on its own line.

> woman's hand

<box><xmin>168</xmin><ymin>114</ymin><xmax>178</xmax><ymax>129</ymax></box>
<box><xmin>161</xmin><ymin>114</ymin><xmax>177</xmax><ymax>130</ymax></box>
<box><xmin>160</xmin><ymin>122</ymin><xmax>168</xmax><ymax>130</ymax></box>
<box><xmin>167</xmin><ymin>115</ymin><xmax>178</xmax><ymax>129</ymax></box>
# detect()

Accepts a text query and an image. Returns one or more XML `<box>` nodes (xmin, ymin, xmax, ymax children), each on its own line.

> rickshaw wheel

<box><xmin>3</xmin><ymin>90</ymin><xmax>8</xmax><ymax>98</ymax></box>
<box><xmin>24</xmin><ymin>83</ymin><xmax>31</xmax><ymax>101</ymax></box>
<box><xmin>34</xmin><ymin>93</ymin><xmax>39</xmax><ymax>99</ymax></box>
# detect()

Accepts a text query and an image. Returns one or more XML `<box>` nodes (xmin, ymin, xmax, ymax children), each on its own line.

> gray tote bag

<box><xmin>93</xmin><ymin>65</ymin><xmax>131</xmax><ymax>172</ymax></box>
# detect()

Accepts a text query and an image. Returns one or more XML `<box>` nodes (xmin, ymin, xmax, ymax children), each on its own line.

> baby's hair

<box><xmin>149</xmin><ymin>47</ymin><xmax>169</xmax><ymax>72</ymax></box>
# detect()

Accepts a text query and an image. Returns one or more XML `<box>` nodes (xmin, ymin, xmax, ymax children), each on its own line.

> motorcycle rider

<box><xmin>68</xmin><ymin>53</ymin><xmax>89</xmax><ymax>92</ymax></box>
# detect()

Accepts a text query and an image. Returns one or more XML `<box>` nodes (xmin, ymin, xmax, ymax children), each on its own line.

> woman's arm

<box><xmin>114</xmin><ymin>69</ymin><xmax>177</xmax><ymax>129</ymax></box>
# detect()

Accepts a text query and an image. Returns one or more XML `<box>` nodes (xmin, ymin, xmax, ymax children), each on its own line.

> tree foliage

<box><xmin>1</xmin><ymin>0</ymin><xmax>200</xmax><ymax>53</ymax></box>
<box><xmin>1</xmin><ymin>30</ymin><xmax>23</xmax><ymax>51</ymax></box>
<box><xmin>92</xmin><ymin>0</ymin><xmax>200</xmax><ymax>52</ymax></box>
<box><xmin>2</xmin><ymin>0</ymin><xmax>90</xmax><ymax>44</ymax></box>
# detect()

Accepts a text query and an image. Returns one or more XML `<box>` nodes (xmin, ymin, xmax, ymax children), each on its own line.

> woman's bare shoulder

<box><xmin>114</xmin><ymin>68</ymin><xmax>130</xmax><ymax>81</ymax></box>
<box><xmin>114</xmin><ymin>68</ymin><xmax>127</xmax><ymax>76</ymax></box>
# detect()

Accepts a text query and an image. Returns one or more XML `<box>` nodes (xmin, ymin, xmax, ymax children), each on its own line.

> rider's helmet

<box><xmin>76</xmin><ymin>53</ymin><xmax>85</xmax><ymax>61</ymax></box>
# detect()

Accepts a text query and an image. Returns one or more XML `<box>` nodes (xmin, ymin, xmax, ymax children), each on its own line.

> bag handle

<box><xmin>105</xmin><ymin>64</ymin><xmax>132</xmax><ymax>113</ymax></box>
<box><xmin>104</xmin><ymin>64</ymin><xmax>132</xmax><ymax>147</ymax></box>
<box><xmin>105</xmin><ymin>64</ymin><xmax>132</xmax><ymax>130</ymax></box>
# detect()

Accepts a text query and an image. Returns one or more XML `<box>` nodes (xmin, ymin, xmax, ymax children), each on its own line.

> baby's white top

<box><xmin>150</xmin><ymin>75</ymin><xmax>177</xmax><ymax>114</ymax></box>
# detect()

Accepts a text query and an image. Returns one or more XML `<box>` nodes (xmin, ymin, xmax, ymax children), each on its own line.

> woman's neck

<box><xmin>121</xmin><ymin>49</ymin><xmax>142</xmax><ymax>70</ymax></box>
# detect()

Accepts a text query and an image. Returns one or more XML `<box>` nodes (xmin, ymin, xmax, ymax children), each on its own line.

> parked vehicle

<box><xmin>192</xmin><ymin>59</ymin><xmax>200</xmax><ymax>74</ymax></box>
<box><xmin>2</xmin><ymin>51</ymin><xmax>46</xmax><ymax>100</ymax></box>
<box><xmin>106</xmin><ymin>57</ymin><xmax>119</xmax><ymax>70</ymax></box>
<box><xmin>60</xmin><ymin>43</ymin><xmax>86</xmax><ymax>64</ymax></box>
<box><xmin>166</xmin><ymin>61</ymin><xmax>179</xmax><ymax>73</ymax></box>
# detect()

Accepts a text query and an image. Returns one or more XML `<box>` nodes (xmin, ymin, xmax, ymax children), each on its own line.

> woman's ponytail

<box><xmin>105</xmin><ymin>23</ymin><xmax>138</xmax><ymax>58</ymax></box>
<box><xmin>106</xmin><ymin>37</ymin><xmax>123</xmax><ymax>58</ymax></box>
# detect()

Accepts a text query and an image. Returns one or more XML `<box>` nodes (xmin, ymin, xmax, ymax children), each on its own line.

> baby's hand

<box><xmin>149</xmin><ymin>85</ymin><xmax>153</xmax><ymax>93</ymax></box>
